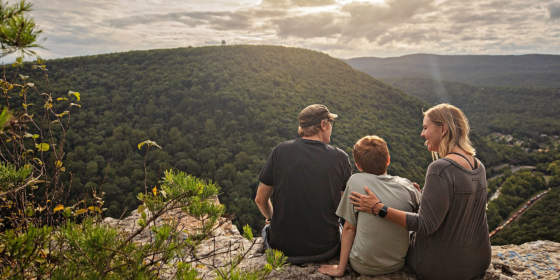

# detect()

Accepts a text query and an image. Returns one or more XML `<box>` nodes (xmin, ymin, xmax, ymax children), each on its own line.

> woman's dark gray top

<box><xmin>406</xmin><ymin>158</ymin><xmax>491</xmax><ymax>280</ymax></box>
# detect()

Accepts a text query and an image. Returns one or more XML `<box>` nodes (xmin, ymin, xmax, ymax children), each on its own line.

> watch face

<box><xmin>379</xmin><ymin>205</ymin><xmax>388</xmax><ymax>218</ymax></box>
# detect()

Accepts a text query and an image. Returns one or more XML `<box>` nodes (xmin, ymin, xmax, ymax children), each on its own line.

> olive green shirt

<box><xmin>337</xmin><ymin>173</ymin><xmax>421</xmax><ymax>275</ymax></box>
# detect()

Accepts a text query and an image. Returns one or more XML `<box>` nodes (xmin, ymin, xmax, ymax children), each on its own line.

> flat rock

<box><xmin>104</xmin><ymin>207</ymin><xmax>560</xmax><ymax>279</ymax></box>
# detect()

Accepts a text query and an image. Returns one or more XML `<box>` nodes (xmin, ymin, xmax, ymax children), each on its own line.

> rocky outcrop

<box><xmin>104</xmin><ymin>209</ymin><xmax>560</xmax><ymax>279</ymax></box>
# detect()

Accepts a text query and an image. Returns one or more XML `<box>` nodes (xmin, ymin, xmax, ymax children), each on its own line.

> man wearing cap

<box><xmin>255</xmin><ymin>104</ymin><xmax>352</xmax><ymax>264</ymax></box>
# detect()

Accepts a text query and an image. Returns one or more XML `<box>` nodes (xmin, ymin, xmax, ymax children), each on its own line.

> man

<box><xmin>254</xmin><ymin>104</ymin><xmax>352</xmax><ymax>264</ymax></box>
<box><xmin>319</xmin><ymin>135</ymin><xmax>421</xmax><ymax>276</ymax></box>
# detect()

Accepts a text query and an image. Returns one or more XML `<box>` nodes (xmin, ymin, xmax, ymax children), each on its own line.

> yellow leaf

<box><xmin>55</xmin><ymin>111</ymin><xmax>69</xmax><ymax>118</ymax></box>
<box><xmin>88</xmin><ymin>206</ymin><xmax>101</xmax><ymax>213</ymax></box>
<box><xmin>33</xmin><ymin>158</ymin><xmax>44</xmax><ymax>166</ymax></box>
<box><xmin>56</xmin><ymin>97</ymin><xmax>68</xmax><ymax>101</ymax></box>
<box><xmin>55</xmin><ymin>160</ymin><xmax>63</xmax><ymax>168</ymax></box>
<box><xmin>44</xmin><ymin>102</ymin><xmax>52</xmax><ymax>110</ymax></box>
<box><xmin>68</xmin><ymin>91</ymin><xmax>80</xmax><ymax>101</ymax></box>
<box><xmin>152</xmin><ymin>186</ymin><xmax>157</xmax><ymax>196</ymax></box>
<box><xmin>75</xmin><ymin>209</ymin><xmax>88</xmax><ymax>215</ymax></box>
<box><xmin>35</xmin><ymin>143</ymin><xmax>50</xmax><ymax>152</ymax></box>
<box><xmin>53</xmin><ymin>204</ymin><xmax>64</xmax><ymax>213</ymax></box>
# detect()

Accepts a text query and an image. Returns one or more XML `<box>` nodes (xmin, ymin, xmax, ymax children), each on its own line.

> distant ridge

<box><xmin>345</xmin><ymin>54</ymin><xmax>560</xmax><ymax>88</ymax></box>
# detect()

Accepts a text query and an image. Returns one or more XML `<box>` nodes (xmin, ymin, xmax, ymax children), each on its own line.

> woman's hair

<box><xmin>424</xmin><ymin>103</ymin><xmax>476</xmax><ymax>157</ymax></box>
<box><xmin>352</xmin><ymin>135</ymin><xmax>389</xmax><ymax>175</ymax></box>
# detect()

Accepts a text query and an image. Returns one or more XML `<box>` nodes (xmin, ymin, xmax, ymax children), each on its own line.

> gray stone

<box><xmin>104</xmin><ymin>207</ymin><xmax>560</xmax><ymax>279</ymax></box>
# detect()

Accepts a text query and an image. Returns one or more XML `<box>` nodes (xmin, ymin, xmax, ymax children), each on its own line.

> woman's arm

<box><xmin>350</xmin><ymin>187</ymin><xmax>407</xmax><ymax>228</ymax></box>
<box><xmin>318</xmin><ymin>221</ymin><xmax>356</xmax><ymax>277</ymax></box>
<box><xmin>350</xmin><ymin>172</ymin><xmax>450</xmax><ymax>235</ymax></box>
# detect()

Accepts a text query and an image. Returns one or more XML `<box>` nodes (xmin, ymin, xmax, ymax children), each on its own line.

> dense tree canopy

<box><xmin>16</xmin><ymin>46</ymin><xmax>433</xmax><ymax>230</ymax></box>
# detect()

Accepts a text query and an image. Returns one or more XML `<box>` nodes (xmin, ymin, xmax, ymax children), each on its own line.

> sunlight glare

<box><xmin>336</xmin><ymin>0</ymin><xmax>385</xmax><ymax>5</ymax></box>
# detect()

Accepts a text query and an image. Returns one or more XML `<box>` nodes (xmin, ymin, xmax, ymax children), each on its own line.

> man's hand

<box><xmin>350</xmin><ymin>186</ymin><xmax>381</xmax><ymax>214</ymax></box>
<box><xmin>318</xmin><ymin>264</ymin><xmax>345</xmax><ymax>277</ymax></box>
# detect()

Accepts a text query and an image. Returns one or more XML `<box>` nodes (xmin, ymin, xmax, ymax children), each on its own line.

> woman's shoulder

<box><xmin>427</xmin><ymin>158</ymin><xmax>453</xmax><ymax>174</ymax></box>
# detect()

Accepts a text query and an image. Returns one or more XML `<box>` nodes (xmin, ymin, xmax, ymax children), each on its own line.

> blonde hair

<box><xmin>424</xmin><ymin>103</ymin><xmax>476</xmax><ymax>158</ymax></box>
<box><xmin>352</xmin><ymin>135</ymin><xmax>389</xmax><ymax>175</ymax></box>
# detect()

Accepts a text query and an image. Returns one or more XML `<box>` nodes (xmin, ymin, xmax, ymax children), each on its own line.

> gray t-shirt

<box><xmin>406</xmin><ymin>158</ymin><xmax>491</xmax><ymax>280</ymax></box>
<box><xmin>337</xmin><ymin>173</ymin><xmax>421</xmax><ymax>275</ymax></box>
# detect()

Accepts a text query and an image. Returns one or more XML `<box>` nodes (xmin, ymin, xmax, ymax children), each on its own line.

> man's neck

<box><xmin>302</xmin><ymin>135</ymin><xmax>326</xmax><ymax>143</ymax></box>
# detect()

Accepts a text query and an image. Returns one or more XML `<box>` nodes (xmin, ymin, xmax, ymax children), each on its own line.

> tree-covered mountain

<box><xmin>24</xmin><ymin>45</ymin><xmax>432</xmax><ymax>230</ymax></box>
<box><xmin>381</xmin><ymin>78</ymin><xmax>560</xmax><ymax>140</ymax></box>
<box><xmin>345</xmin><ymin>54</ymin><xmax>560</xmax><ymax>88</ymax></box>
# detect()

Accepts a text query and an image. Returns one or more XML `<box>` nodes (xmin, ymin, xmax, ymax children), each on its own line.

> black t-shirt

<box><xmin>259</xmin><ymin>138</ymin><xmax>352</xmax><ymax>257</ymax></box>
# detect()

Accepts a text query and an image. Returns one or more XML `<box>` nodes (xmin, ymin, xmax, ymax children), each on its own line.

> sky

<box><xmin>24</xmin><ymin>0</ymin><xmax>560</xmax><ymax>60</ymax></box>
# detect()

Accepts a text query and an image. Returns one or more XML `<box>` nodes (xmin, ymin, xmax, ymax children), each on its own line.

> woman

<box><xmin>350</xmin><ymin>103</ymin><xmax>491</xmax><ymax>280</ymax></box>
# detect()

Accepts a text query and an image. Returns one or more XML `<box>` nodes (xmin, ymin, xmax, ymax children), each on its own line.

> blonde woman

<box><xmin>350</xmin><ymin>104</ymin><xmax>491</xmax><ymax>280</ymax></box>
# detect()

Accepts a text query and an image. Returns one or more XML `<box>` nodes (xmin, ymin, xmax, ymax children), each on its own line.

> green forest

<box><xmin>8</xmin><ymin>44</ymin><xmax>560</xmax><ymax>242</ymax></box>
<box><xmin>14</xmin><ymin>45</ymin><xmax>434</xmax><ymax>231</ymax></box>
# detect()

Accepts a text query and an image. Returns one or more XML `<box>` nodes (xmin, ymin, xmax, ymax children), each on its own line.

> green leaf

<box><xmin>35</xmin><ymin>143</ymin><xmax>49</xmax><ymax>152</ymax></box>
<box><xmin>0</xmin><ymin>107</ymin><xmax>12</xmax><ymax>129</ymax></box>
<box><xmin>242</xmin><ymin>224</ymin><xmax>253</xmax><ymax>240</ymax></box>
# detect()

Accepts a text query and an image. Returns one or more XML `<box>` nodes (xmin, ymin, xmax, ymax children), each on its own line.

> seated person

<box><xmin>255</xmin><ymin>104</ymin><xmax>352</xmax><ymax>264</ymax></box>
<box><xmin>319</xmin><ymin>135</ymin><xmax>421</xmax><ymax>276</ymax></box>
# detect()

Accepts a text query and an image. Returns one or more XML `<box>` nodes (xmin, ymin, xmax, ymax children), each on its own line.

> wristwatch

<box><xmin>378</xmin><ymin>205</ymin><xmax>388</xmax><ymax>218</ymax></box>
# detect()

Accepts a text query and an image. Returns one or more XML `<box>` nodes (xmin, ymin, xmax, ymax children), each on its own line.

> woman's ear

<box><xmin>386</xmin><ymin>154</ymin><xmax>391</xmax><ymax>168</ymax></box>
<box><xmin>441</xmin><ymin>123</ymin><xmax>448</xmax><ymax>136</ymax></box>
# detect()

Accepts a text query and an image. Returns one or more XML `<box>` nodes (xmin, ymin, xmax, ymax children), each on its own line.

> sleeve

<box><xmin>406</xmin><ymin>172</ymin><xmax>450</xmax><ymax>235</ymax></box>
<box><xmin>258</xmin><ymin>147</ymin><xmax>275</xmax><ymax>186</ymax></box>
<box><xmin>339</xmin><ymin>151</ymin><xmax>353</xmax><ymax>192</ymax></box>
<box><xmin>336</xmin><ymin>180</ymin><xmax>358</xmax><ymax>227</ymax></box>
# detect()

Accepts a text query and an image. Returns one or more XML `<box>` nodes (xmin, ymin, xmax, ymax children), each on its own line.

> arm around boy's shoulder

<box><xmin>400</xmin><ymin>177</ymin><xmax>422</xmax><ymax>212</ymax></box>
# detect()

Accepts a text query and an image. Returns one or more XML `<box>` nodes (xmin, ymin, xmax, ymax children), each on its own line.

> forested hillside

<box><xmin>21</xmin><ymin>45</ymin><xmax>431</xmax><ymax>230</ymax></box>
<box><xmin>343</xmin><ymin>59</ymin><xmax>560</xmax><ymax>245</ymax></box>
<box><xmin>384</xmin><ymin>78</ymin><xmax>560</xmax><ymax>140</ymax></box>
<box><xmin>345</xmin><ymin>54</ymin><xmax>560</xmax><ymax>88</ymax></box>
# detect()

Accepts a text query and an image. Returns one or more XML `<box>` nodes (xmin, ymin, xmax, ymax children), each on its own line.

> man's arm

<box><xmin>254</xmin><ymin>182</ymin><xmax>274</xmax><ymax>221</ymax></box>
<box><xmin>318</xmin><ymin>221</ymin><xmax>356</xmax><ymax>277</ymax></box>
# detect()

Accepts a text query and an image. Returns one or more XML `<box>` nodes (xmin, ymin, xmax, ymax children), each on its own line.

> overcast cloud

<box><xmin>22</xmin><ymin>0</ymin><xmax>560</xmax><ymax>60</ymax></box>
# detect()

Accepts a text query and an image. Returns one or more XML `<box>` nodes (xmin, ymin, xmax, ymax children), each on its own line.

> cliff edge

<box><xmin>104</xmin><ymin>208</ymin><xmax>559</xmax><ymax>279</ymax></box>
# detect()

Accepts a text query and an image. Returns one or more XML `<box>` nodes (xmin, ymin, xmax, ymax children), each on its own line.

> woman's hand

<box><xmin>318</xmin><ymin>264</ymin><xmax>345</xmax><ymax>277</ymax></box>
<box><xmin>350</xmin><ymin>186</ymin><xmax>381</xmax><ymax>214</ymax></box>
<box><xmin>413</xmin><ymin>182</ymin><xmax>422</xmax><ymax>192</ymax></box>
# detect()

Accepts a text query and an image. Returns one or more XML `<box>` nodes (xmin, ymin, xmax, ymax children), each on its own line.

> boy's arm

<box><xmin>318</xmin><ymin>221</ymin><xmax>356</xmax><ymax>276</ymax></box>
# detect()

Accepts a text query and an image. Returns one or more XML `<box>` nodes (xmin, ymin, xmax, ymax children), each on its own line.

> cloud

<box><xmin>26</xmin><ymin>0</ymin><xmax>560</xmax><ymax>61</ymax></box>
<box><xmin>272</xmin><ymin>12</ymin><xmax>342</xmax><ymax>38</ymax></box>
<box><xmin>260</xmin><ymin>0</ymin><xmax>336</xmax><ymax>7</ymax></box>
<box><xmin>549</xmin><ymin>3</ymin><xmax>560</xmax><ymax>20</ymax></box>
<box><xmin>109</xmin><ymin>11</ymin><xmax>254</xmax><ymax>30</ymax></box>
